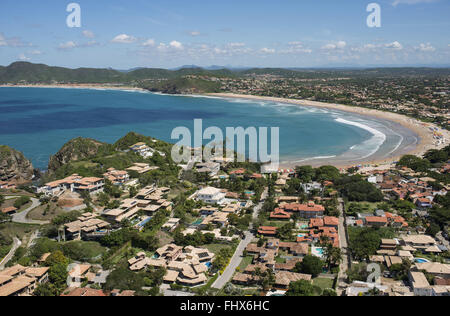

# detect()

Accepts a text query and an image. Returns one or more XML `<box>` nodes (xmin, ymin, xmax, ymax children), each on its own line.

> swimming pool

<box><xmin>414</xmin><ymin>258</ymin><xmax>430</xmax><ymax>263</ymax></box>
<box><xmin>312</xmin><ymin>247</ymin><xmax>324</xmax><ymax>258</ymax></box>
<box><xmin>297</xmin><ymin>234</ymin><xmax>306</xmax><ymax>238</ymax></box>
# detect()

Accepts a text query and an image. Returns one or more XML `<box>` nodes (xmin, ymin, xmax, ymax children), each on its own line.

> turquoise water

<box><xmin>0</xmin><ymin>87</ymin><xmax>403</xmax><ymax>170</ymax></box>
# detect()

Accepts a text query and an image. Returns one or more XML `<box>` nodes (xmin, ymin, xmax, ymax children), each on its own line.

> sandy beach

<box><xmin>207</xmin><ymin>93</ymin><xmax>450</xmax><ymax>169</ymax></box>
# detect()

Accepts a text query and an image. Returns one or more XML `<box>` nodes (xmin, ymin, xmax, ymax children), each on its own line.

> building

<box><xmin>1</xmin><ymin>207</ymin><xmax>18</xmax><ymax>215</ymax></box>
<box><xmin>0</xmin><ymin>265</ymin><xmax>49</xmax><ymax>296</ymax></box>
<box><xmin>281</xmin><ymin>202</ymin><xmax>325</xmax><ymax>219</ymax></box>
<box><xmin>196</xmin><ymin>162</ymin><xmax>220</xmax><ymax>176</ymax></box>
<box><xmin>195</xmin><ymin>187</ymin><xmax>226</xmax><ymax>205</ymax></box>
<box><xmin>258</xmin><ymin>226</ymin><xmax>277</xmax><ymax>236</ymax></box>
<box><xmin>41</xmin><ymin>174</ymin><xmax>104</xmax><ymax>196</ymax></box>
<box><xmin>126</xmin><ymin>163</ymin><xmax>159</xmax><ymax>175</ymax></box>
<box><xmin>103</xmin><ymin>168</ymin><xmax>130</xmax><ymax>186</ymax></box>
<box><xmin>64</xmin><ymin>213</ymin><xmax>110</xmax><ymax>240</ymax></box>
<box><xmin>409</xmin><ymin>271</ymin><xmax>432</xmax><ymax>296</ymax></box>
<box><xmin>129</xmin><ymin>142</ymin><xmax>154</xmax><ymax>158</ymax></box>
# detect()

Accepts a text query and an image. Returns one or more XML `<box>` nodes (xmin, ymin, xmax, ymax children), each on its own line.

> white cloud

<box><xmin>415</xmin><ymin>43</ymin><xmax>436</xmax><ymax>52</ymax></box>
<box><xmin>260</xmin><ymin>48</ymin><xmax>275</xmax><ymax>54</ymax></box>
<box><xmin>189</xmin><ymin>31</ymin><xmax>201</xmax><ymax>37</ymax></box>
<box><xmin>58</xmin><ymin>41</ymin><xmax>77</xmax><ymax>50</ymax></box>
<box><xmin>392</xmin><ymin>0</ymin><xmax>438</xmax><ymax>7</ymax></box>
<box><xmin>385</xmin><ymin>41</ymin><xmax>403</xmax><ymax>50</ymax></box>
<box><xmin>18</xmin><ymin>53</ymin><xmax>30</xmax><ymax>61</ymax></box>
<box><xmin>29</xmin><ymin>50</ymin><xmax>42</xmax><ymax>55</ymax></box>
<box><xmin>228</xmin><ymin>42</ymin><xmax>245</xmax><ymax>48</ymax></box>
<box><xmin>322</xmin><ymin>41</ymin><xmax>346</xmax><ymax>50</ymax></box>
<box><xmin>82</xmin><ymin>30</ymin><xmax>95</xmax><ymax>39</ymax></box>
<box><xmin>142</xmin><ymin>39</ymin><xmax>156</xmax><ymax>47</ymax></box>
<box><xmin>111</xmin><ymin>34</ymin><xmax>137</xmax><ymax>44</ymax></box>
<box><xmin>169</xmin><ymin>40</ymin><xmax>183</xmax><ymax>50</ymax></box>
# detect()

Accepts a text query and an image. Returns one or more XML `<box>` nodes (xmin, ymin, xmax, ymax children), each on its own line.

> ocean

<box><xmin>0</xmin><ymin>87</ymin><xmax>409</xmax><ymax>170</ymax></box>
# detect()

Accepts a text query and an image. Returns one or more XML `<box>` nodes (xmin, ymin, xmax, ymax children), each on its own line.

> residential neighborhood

<box><xmin>0</xmin><ymin>133</ymin><xmax>449</xmax><ymax>297</ymax></box>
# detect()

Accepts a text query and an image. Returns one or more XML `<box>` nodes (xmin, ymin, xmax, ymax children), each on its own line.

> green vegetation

<box><xmin>293</xmin><ymin>255</ymin><xmax>324</xmax><ymax>277</ymax></box>
<box><xmin>348</xmin><ymin>227</ymin><xmax>395</xmax><ymax>260</ymax></box>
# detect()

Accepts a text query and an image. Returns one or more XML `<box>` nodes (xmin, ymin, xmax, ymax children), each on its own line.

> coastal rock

<box><xmin>47</xmin><ymin>137</ymin><xmax>105</xmax><ymax>173</ymax></box>
<box><xmin>0</xmin><ymin>145</ymin><xmax>34</xmax><ymax>183</ymax></box>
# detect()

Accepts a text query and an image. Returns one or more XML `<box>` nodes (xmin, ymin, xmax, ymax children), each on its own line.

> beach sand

<box><xmin>207</xmin><ymin>93</ymin><xmax>450</xmax><ymax>169</ymax></box>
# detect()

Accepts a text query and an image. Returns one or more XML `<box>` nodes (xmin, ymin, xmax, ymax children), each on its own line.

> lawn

<box><xmin>205</xmin><ymin>243</ymin><xmax>231</xmax><ymax>254</ymax></box>
<box><xmin>237</xmin><ymin>255</ymin><xmax>253</xmax><ymax>272</ymax></box>
<box><xmin>313</xmin><ymin>277</ymin><xmax>334</xmax><ymax>291</ymax></box>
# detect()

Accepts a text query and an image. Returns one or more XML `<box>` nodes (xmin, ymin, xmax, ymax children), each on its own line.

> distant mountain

<box><xmin>0</xmin><ymin>62</ymin><xmax>235</xmax><ymax>84</ymax></box>
<box><xmin>0</xmin><ymin>62</ymin><xmax>449</xmax><ymax>85</ymax></box>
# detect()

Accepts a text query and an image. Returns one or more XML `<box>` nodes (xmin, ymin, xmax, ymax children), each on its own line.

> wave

<box><xmin>335</xmin><ymin>117</ymin><xmax>387</xmax><ymax>159</ymax></box>
<box><xmin>289</xmin><ymin>155</ymin><xmax>337</xmax><ymax>164</ymax></box>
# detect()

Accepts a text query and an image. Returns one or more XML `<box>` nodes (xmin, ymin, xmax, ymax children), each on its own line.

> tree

<box><xmin>286</xmin><ymin>280</ymin><xmax>316</xmax><ymax>296</ymax></box>
<box><xmin>45</xmin><ymin>250</ymin><xmax>69</xmax><ymax>267</ymax></box>
<box><xmin>0</xmin><ymin>195</ymin><xmax>4</xmax><ymax>206</ymax></box>
<box><xmin>294</xmin><ymin>255</ymin><xmax>324</xmax><ymax>277</ymax></box>
<box><xmin>397</xmin><ymin>155</ymin><xmax>431</xmax><ymax>172</ymax></box>
<box><xmin>322</xmin><ymin>289</ymin><xmax>337</xmax><ymax>296</ymax></box>
<box><xmin>14</xmin><ymin>196</ymin><xmax>30</xmax><ymax>209</ymax></box>
<box><xmin>34</xmin><ymin>283</ymin><xmax>58</xmax><ymax>296</ymax></box>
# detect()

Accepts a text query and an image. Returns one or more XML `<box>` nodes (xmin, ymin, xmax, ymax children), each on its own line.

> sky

<box><xmin>0</xmin><ymin>0</ymin><xmax>449</xmax><ymax>69</ymax></box>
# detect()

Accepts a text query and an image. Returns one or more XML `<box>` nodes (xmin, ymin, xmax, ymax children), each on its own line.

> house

<box><xmin>270</xmin><ymin>208</ymin><xmax>291</xmax><ymax>220</ymax></box>
<box><xmin>162</xmin><ymin>218</ymin><xmax>180</xmax><ymax>232</ymax></box>
<box><xmin>279</xmin><ymin>242</ymin><xmax>309</xmax><ymax>257</ymax></box>
<box><xmin>129</xmin><ymin>142</ymin><xmax>154</xmax><ymax>158</ymax></box>
<box><xmin>41</xmin><ymin>174</ymin><xmax>104</xmax><ymax>196</ymax></box>
<box><xmin>129</xmin><ymin>245</ymin><xmax>214</xmax><ymax>287</ymax></box>
<box><xmin>1</xmin><ymin>207</ymin><xmax>18</xmax><ymax>215</ymax></box>
<box><xmin>364</xmin><ymin>216</ymin><xmax>388</xmax><ymax>227</ymax></box>
<box><xmin>273</xmin><ymin>271</ymin><xmax>312</xmax><ymax>290</ymax></box>
<box><xmin>195</xmin><ymin>187</ymin><xmax>226</xmax><ymax>205</ymax></box>
<box><xmin>416</xmin><ymin>198</ymin><xmax>433</xmax><ymax>208</ymax></box>
<box><xmin>380</xmin><ymin>239</ymin><xmax>398</xmax><ymax>251</ymax></box>
<box><xmin>402</xmin><ymin>235</ymin><xmax>437</xmax><ymax>251</ymax></box>
<box><xmin>61</xmin><ymin>288</ymin><xmax>107</xmax><ymax>297</ymax></box>
<box><xmin>196</xmin><ymin>162</ymin><xmax>220</xmax><ymax>176</ymax></box>
<box><xmin>281</xmin><ymin>201</ymin><xmax>325</xmax><ymax>219</ymax></box>
<box><xmin>258</xmin><ymin>226</ymin><xmax>277</xmax><ymax>236</ymax></box>
<box><xmin>0</xmin><ymin>265</ymin><xmax>49</xmax><ymax>296</ymax></box>
<box><xmin>200</xmin><ymin>211</ymin><xmax>229</xmax><ymax>228</ymax></box>
<box><xmin>103</xmin><ymin>168</ymin><xmax>130</xmax><ymax>186</ymax></box>
<box><xmin>64</xmin><ymin>213</ymin><xmax>110</xmax><ymax>240</ymax></box>
<box><xmin>323</xmin><ymin>216</ymin><xmax>339</xmax><ymax>229</ymax></box>
<box><xmin>414</xmin><ymin>262</ymin><xmax>450</xmax><ymax>280</ymax></box>
<box><xmin>409</xmin><ymin>271</ymin><xmax>432</xmax><ymax>296</ymax></box>
<box><xmin>126</xmin><ymin>163</ymin><xmax>159</xmax><ymax>175</ymax></box>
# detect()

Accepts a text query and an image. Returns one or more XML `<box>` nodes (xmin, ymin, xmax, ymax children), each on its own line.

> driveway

<box><xmin>11</xmin><ymin>197</ymin><xmax>49</xmax><ymax>225</ymax></box>
<box><xmin>0</xmin><ymin>237</ymin><xmax>22</xmax><ymax>269</ymax></box>
<box><xmin>211</xmin><ymin>188</ymin><xmax>268</xmax><ymax>289</ymax></box>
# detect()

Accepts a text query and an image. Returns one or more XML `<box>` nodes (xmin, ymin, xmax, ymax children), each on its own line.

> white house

<box><xmin>196</xmin><ymin>187</ymin><xmax>226</xmax><ymax>205</ymax></box>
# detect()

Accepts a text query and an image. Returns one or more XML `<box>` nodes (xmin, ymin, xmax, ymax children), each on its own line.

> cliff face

<box><xmin>0</xmin><ymin>145</ymin><xmax>34</xmax><ymax>182</ymax></box>
<box><xmin>47</xmin><ymin>138</ymin><xmax>105</xmax><ymax>173</ymax></box>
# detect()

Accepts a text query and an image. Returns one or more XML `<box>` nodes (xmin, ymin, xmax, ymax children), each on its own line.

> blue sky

<box><xmin>0</xmin><ymin>0</ymin><xmax>449</xmax><ymax>68</ymax></box>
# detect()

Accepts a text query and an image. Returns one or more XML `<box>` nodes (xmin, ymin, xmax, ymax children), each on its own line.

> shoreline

<box><xmin>206</xmin><ymin>93</ymin><xmax>450</xmax><ymax>170</ymax></box>
<box><xmin>1</xmin><ymin>85</ymin><xmax>447</xmax><ymax>170</ymax></box>
<box><xmin>0</xmin><ymin>83</ymin><xmax>146</xmax><ymax>92</ymax></box>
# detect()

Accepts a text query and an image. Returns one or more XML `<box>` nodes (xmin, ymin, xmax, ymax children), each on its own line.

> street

<box><xmin>211</xmin><ymin>188</ymin><xmax>268</xmax><ymax>289</ymax></box>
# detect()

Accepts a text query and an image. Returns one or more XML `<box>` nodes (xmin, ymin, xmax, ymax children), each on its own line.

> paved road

<box><xmin>211</xmin><ymin>188</ymin><xmax>268</xmax><ymax>289</ymax></box>
<box><xmin>0</xmin><ymin>237</ymin><xmax>22</xmax><ymax>269</ymax></box>
<box><xmin>337</xmin><ymin>198</ymin><xmax>350</xmax><ymax>295</ymax></box>
<box><xmin>11</xmin><ymin>197</ymin><xmax>49</xmax><ymax>225</ymax></box>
